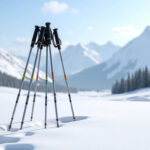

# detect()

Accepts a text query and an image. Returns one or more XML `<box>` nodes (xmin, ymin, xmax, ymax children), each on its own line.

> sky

<box><xmin>0</xmin><ymin>0</ymin><xmax>150</xmax><ymax>56</ymax></box>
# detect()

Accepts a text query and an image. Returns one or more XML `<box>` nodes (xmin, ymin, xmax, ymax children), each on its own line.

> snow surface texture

<box><xmin>0</xmin><ymin>48</ymin><xmax>51</xmax><ymax>82</ymax></box>
<box><xmin>0</xmin><ymin>87</ymin><xmax>150</xmax><ymax>149</ymax></box>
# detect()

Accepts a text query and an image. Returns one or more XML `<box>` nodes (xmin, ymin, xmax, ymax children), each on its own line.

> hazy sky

<box><xmin>0</xmin><ymin>0</ymin><xmax>150</xmax><ymax>56</ymax></box>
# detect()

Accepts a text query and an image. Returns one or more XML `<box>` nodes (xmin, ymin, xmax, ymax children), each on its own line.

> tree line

<box><xmin>0</xmin><ymin>71</ymin><xmax>77</xmax><ymax>93</ymax></box>
<box><xmin>112</xmin><ymin>67</ymin><xmax>150</xmax><ymax>94</ymax></box>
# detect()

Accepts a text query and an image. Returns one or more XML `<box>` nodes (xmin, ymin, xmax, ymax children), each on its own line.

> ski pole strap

<box><xmin>31</xmin><ymin>26</ymin><xmax>40</xmax><ymax>48</ymax></box>
<box><xmin>53</xmin><ymin>28</ymin><xmax>61</xmax><ymax>50</ymax></box>
<box><xmin>37</xmin><ymin>27</ymin><xmax>45</xmax><ymax>49</ymax></box>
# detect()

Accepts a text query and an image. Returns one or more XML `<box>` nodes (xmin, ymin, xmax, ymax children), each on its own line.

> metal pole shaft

<box><xmin>30</xmin><ymin>49</ymin><xmax>42</xmax><ymax>121</ymax></box>
<box><xmin>45</xmin><ymin>46</ymin><xmax>48</xmax><ymax>128</ymax></box>
<box><xmin>20</xmin><ymin>48</ymin><xmax>40</xmax><ymax>129</ymax></box>
<box><xmin>48</xmin><ymin>45</ymin><xmax>59</xmax><ymax>127</ymax></box>
<box><xmin>8</xmin><ymin>47</ymin><xmax>33</xmax><ymax>131</ymax></box>
<box><xmin>58</xmin><ymin>50</ymin><xmax>75</xmax><ymax>120</ymax></box>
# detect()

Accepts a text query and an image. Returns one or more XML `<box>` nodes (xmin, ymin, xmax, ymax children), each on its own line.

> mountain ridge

<box><xmin>67</xmin><ymin>26</ymin><xmax>150</xmax><ymax>90</ymax></box>
<box><xmin>53</xmin><ymin>41</ymin><xmax>120</xmax><ymax>76</ymax></box>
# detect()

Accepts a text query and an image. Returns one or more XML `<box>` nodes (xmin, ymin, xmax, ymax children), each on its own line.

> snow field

<box><xmin>0</xmin><ymin>87</ymin><xmax>150</xmax><ymax>150</ymax></box>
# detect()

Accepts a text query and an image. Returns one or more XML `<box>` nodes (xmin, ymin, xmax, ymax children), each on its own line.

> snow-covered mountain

<box><xmin>105</xmin><ymin>26</ymin><xmax>150</xmax><ymax>78</ymax></box>
<box><xmin>68</xmin><ymin>26</ymin><xmax>150</xmax><ymax>90</ymax></box>
<box><xmin>0</xmin><ymin>48</ymin><xmax>50</xmax><ymax>81</ymax></box>
<box><xmin>18</xmin><ymin>42</ymin><xmax>120</xmax><ymax>77</ymax></box>
<box><xmin>53</xmin><ymin>42</ymin><xmax>120</xmax><ymax>76</ymax></box>
<box><xmin>53</xmin><ymin>44</ymin><xmax>100</xmax><ymax>76</ymax></box>
<box><xmin>87</xmin><ymin>41</ymin><xmax>120</xmax><ymax>62</ymax></box>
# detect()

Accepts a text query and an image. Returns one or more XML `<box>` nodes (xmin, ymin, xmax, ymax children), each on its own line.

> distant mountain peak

<box><xmin>105</xmin><ymin>41</ymin><xmax>113</xmax><ymax>46</ymax></box>
<box><xmin>87</xmin><ymin>41</ymin><xmax>120</xmax><ymax>48</ymax></box>
<box><xmin>144</xmin><ymin>26</ymin><xmax>150</xmax><ymax>32</ymax></box>
<box><xmin>76</xmin><ymin>43</ymin><xmax>82</xmax><ymax>47</ymax></box>
<box><xmin>87</xmin><ymin>42</ymin><xmax>100</xmax><ymax>46</ymax></box>
<box><xmin>141</xmin><ymin>26</ymin><xmax>150</xmax><ymax>36</ymax></box>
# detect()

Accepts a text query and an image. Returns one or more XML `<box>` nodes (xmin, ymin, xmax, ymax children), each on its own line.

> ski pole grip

<box><xmin>31</xmin><ymin>26</ymin><xmax>40</xmax><ymax>48</ymax></box>
<box><xmin>45</xmin><ymin>22</ymin><xmax>51</xmax><ymax>28</ymax></box>
<box><xmin>45</xmin><ymin>22</ymin><xmax>51</xmax><ymax>44</ymax></box>
<box><xmin>53</xmin><ymin>28</ymin><xmax>61</xmax><ymax>49</ymax></box>
<box><xmin>37</xmin><ymin>26</ymin><xmax>45</xmax><ymax>49</ymax></box>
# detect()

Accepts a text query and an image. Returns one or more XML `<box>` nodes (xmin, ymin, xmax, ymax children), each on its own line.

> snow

<box><xmin>0</xmin><ymin>48</ymin><xmax>52</xmax><ymax>82</ymax></box>
<box><xmin>0</xmin><ymin>87</ymin><xmax>150</xmax><ymax>149</ymax></box>
<box><xmin>82</xmin><ymin>44</ymin><xmax>100</xmax><ymax>64</ymax></box>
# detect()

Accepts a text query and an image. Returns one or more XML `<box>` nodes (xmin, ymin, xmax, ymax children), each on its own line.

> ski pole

<box><xmin>48</xmin><ymin>45</ymin><xmax>59</xmax><ymax>127</ymax></box>
<box><xmin>8</xmin><ymin>26</ymin><xmax>39</xmax><ymax>131</ymax></box>
<box><xmin>20</xmin><ymin>27</ymin><xmax>45</xmax><ymax>129</ymax></box>
<box><xmin>45</xmin><ymin>46</ymin><xmax>48</xmax><ymax>128</ymax></box>
<box><xmin>53</xmin><ymin>29</ymin><xmax>75</xmax><ymax>120</ymax></box>
<box><xmin>45</xmin><ymin>22</ymin><xmax>59</xmax><ymax>127</ymax></box>
<box><xmin>30</xmin><ymin>49</ymin><xmax>42</xmax><ymax>121</ymax></box>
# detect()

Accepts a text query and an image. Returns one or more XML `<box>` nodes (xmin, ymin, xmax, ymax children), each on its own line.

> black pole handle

<box><xmin>53</xmin><ymin>28</ymin><xmax>62</xmax><ymax>50</ymax></box>
<box><xmin>45</xmin><ymin>22</ymin><xmax>52</xmax><ymax>45</ymax></box>
<box><xmin>31</xmin><ymin>26</ymin><xmax>40</xmax><ymax>48</ymax></box>
<box><xmin>37</xmin><ymin>27</ymin><xmax>45</xmax><ymax>49</ymax></box>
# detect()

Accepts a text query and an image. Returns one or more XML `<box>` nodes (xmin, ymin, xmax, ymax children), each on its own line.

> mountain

<box><xmin>0</xmin><ymin>47</ymin><xmax>49</xmax><ymax>81</ymax></box>
<box><xmin>67</xmin><ymin>26</ymin><xmax>150</xmax><ymax>90</ymax></box>
<box><xmin>0</xmin><ymin>48</ymin><xmax>77</xmax><ymax>92</ymax></box>
<box><xmin>53</xmin><ymin>42</ymin><xmax>120</xmax><ymax>76</ymax></box>
<box><xmin>86</xmin><ymin>41</ymin><xmax>120</xmax><ymax>62</ymax></box>
<box><xmin>53</xmin><ymin>44</ymin><xmax>100</xmax><ymax>76</ymax></box>
<box><xmin>17</xmin><ymin>42</ymin><xmax>120</xmax><ymax>77</ymax></box>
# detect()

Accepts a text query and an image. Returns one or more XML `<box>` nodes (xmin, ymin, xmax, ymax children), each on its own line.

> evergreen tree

<box><xmin>112</xmin><ymin>66</ymin><xmax>150</xmax><ymax>94</ymax></box>
<box><xmin>143</xmin><ymin>67</ymin><xmax>149</xmax><ymax>87</ymax></box>
<box><xmin>127</xmin><ymin>73</ymin><xmax>131</xmax><ymax>92</ymax></box>
<box><xmin>120</xmin><ymin>78</ymin><xmax>125</xmax><ymax>93</ymax></box>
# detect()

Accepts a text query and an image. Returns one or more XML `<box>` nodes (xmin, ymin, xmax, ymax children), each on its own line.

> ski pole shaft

<box><xmin>20</xmin><ymin>27</ymin><xmax>45</xmax><ymax>129</ymax></box>
<box><xmin>30</xmin><ymin>49</ymin><xmax>42</xmax><ymax>121</ymax></box>
<box><xmin>53</xmin><ymin>28</ymin><xmax>75</xmax><ymax>120</ymax></box>
<box><xmin>45</xmin><ymin>22</ymin><xmax>59</xmax><ymax>127</ymax></box>
<box><xmin>45</xmin><ymin>46</ymin><xmax>48</xmax><ymax>128</ymax></box>
<box><xmin>58</xmin><ymin>50</ymin><xmax>75</xmax><ymax>120</ymax></box>
<box><xmin>8</xmin><ymin>46</ymin><xmax>33</xmax><ymax>131</ymax></box>
<box><xmin>48</xmin><ymin>45</ymin><xmax>59</xmax><ymax>127</ymax></box>
<box><xmin>20</xmin><ymin>48</ymin><xmax>40</xmax><ymax>129</ymax></box>
<box><xmin>8</xmin><ymin>26</ymin><xmax>39</xmax><ymax>131</ymax></box>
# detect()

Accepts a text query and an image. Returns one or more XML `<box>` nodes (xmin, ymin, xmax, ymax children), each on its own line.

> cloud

<box><xmin>15</xmin><ymin>37</ymin><xmax>30</xmax><ymax>44</ymax></box>
<box><xmin>87</xmin><ymin>26</ymin><xmax>93</xmax><ymax>31</ymax></box>
<box><xmin>41</xmin><ymin>1</ymin><xmax>68</xmax><ymax>14</ymax></box>
<box><xmin>112</xmin><ymin>25</ymin><xmax>142</xmax><ymax>37</ymax></box>
<box><xmin>71</xmin><ymin>8</ymin><xmax>79</xmax><ymax>14</ymax></box>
